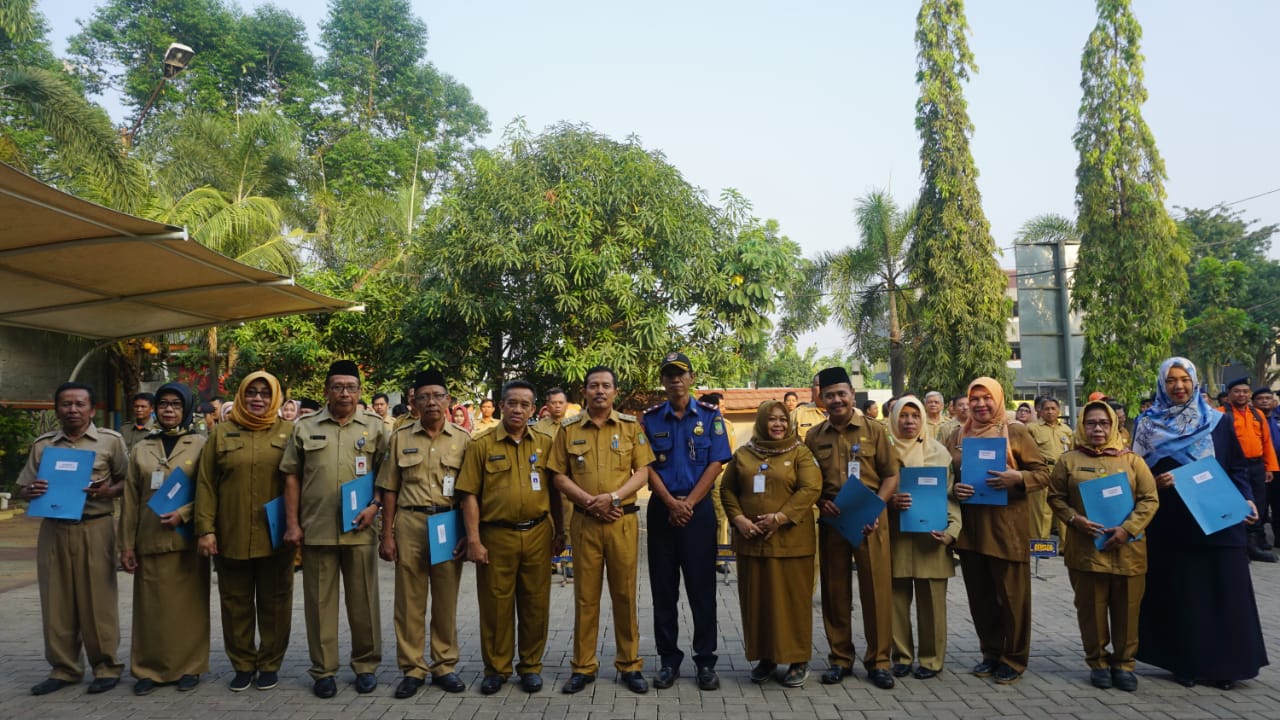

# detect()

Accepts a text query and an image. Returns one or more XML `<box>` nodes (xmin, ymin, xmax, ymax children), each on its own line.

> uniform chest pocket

<box><xmin>649</xmin><ymin>433</ymin><xmax>674</xmax><ymax>456</ymax></box>
<box><xmin>397</xmin><ymin>450</ymin><xmax>426</xmax><ymax>483</ymax></box>
<box><xmin>567</xmin><ymin>445</ymin><xmax>593</xmax><ymax>476</ymax></box>
<box><xmin>690</xmin><ymin>434</ymin><xmax>711</xmax><ymax>464</ymax></box>
<box><xmin>485</xmin><ymin>455</ymin><xmax>513</xmax><ymax>487</ymax></box>
<box><xmin>301</xmin><ymin>435</ymin><xmax>329</xmax><ymax>453</ymax></box>
<box><xmin>612</xmin><ymin>436</ymin><xmax>634</xmax><ymax>472</ymax></box>
<box><xmin>813</xmin><ymin>444</ymin><xmax>835</xmax><ymax>465</ymax></box>
<box><xmin>440</xmin><ymin>444</ymin><xmax>465</xmax><ymax>473</ymax></box>
<box><xmin>219</xmin><ymin>438</ymin><xmax>247</xmax><ymax>455</ymax></box>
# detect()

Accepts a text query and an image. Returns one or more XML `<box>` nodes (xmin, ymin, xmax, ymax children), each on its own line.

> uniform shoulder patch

<box><xmin>97</xmin><ymin>427</ymin><xmax>124</xmax><ymax>439</ymax></box>
<box><xmin>618</xmin><ymin>412</ymin><xmax>637</xmax><ymax>422</ymax></box>
<box><xmin>565</xmin><ymin>413</ymin><xmax>583</xmax><ymax>425</ymax></box>
<box><xmin>33</xmin><ymin>430</ymin><xmax>58</xmax><ymax>442</ymax></box>
<box><xmin>643</xmin><ymin>403</ymin><xmax>665</xmax><ymax>415</ymax></box>
<box><xmin>696</xmin><ymin>400</ymin><xmax>719</xmax><ymax>412</ymax></box>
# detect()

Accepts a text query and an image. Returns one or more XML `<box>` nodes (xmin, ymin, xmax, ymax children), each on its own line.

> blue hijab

<box><xmin>1132</xmin><ymin>357</ymin><xmax>1221</xmax><ymax>467</ymax></box>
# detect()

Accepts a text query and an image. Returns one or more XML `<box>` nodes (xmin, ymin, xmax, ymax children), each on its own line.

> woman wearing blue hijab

<box><xmin>1133</xmin><ymin>358</ymin><xmax>1267</xmax><ymax>689</ymax></box>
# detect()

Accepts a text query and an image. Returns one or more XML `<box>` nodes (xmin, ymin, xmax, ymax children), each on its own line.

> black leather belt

<box><xmin>401</xmin><ymin>505</ymin><xmax>452</xmax><ymax>515</ymax></box>
<box><xmin>574</xmin><ymin>504</ymin><xmax>640</xmax><ymax>516</ymax></box>
<box><xmin>50</xmin><ymin>513</ymin><xmax>111</xmax><ymax>525</ymax></box>
<box><xmin>482</xmin><ymin>513</ymin><xmax>548</xmax><ymax>531</ymax></box>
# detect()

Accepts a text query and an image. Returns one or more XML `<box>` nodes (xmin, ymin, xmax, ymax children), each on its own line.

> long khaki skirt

<box><xmin>131</xmin><ymin>549</ymin><xmax>211</xmax><ymax>681</ymax></box>
<box><xmin>738</xmin><ymin>554</ymin><xmax>814</xmax><ymax>665</ymax></box>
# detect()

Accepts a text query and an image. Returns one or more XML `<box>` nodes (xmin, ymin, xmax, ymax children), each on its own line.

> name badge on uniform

<box><xmin>355</xmin><ymin>455</ymin><xmax>368</xmax><ymax>476</ymax></box>
<box><xmin>442</xmin><ymin>475</ymin><xmax>455</xmax><ymax>497</ymax></box>
<box><xmin>848</xmin><ymin>460</ymin><xmax>860</xmax><ymax>481</ymax></box>
<box><xmin>753</xmin><ymin>474</ymin><xmax>766</xmax><ymax>494</ymax></box>
<box><xmin>150</xmin><ymin>469</ymin><xmax>165</xmax><ymax>490</ymax></box>
<box><xmin>531</xmin><ymin>471</ymin><xmax>542</xmax><ymax>492</ymax></box>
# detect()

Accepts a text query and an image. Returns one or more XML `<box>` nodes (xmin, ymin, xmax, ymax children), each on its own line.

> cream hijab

<box><xmin>889</xmin><ymin>395</ymin><xmax>952</xmax><ymax>468</ymax></box>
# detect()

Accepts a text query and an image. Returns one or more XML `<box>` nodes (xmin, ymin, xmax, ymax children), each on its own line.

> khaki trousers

<box><xmin>1027</xmin><ymin>488</ymin><xmax>1053</xmax><ymax>539</ymax></box>
<box><xmin>891</xmin><ymin>577</ymin><xmax>949</xmax><ymax>671</ymax></box>
<box><xmin>958</xmin><ymin>551</ymin><xmax>1031</xmax><ymax>672</ymax></box>
<box><xmin>819</xmin><ymin>514</ymin><xmax>893</xmax><ymax>671</ymax></box>
<box><xmin>569</xmin><ymin>511</ymin><xmax>642</xmax><ymax>674</ymax></box>
<box><xmin>213</xmin><ymin>549</ymin><xmax>295</xmax><ymax>672</ymax></box>
<box><xmin>37</xmin><ymin>516</ymin><xmax>123</xmax><ymax>681</ymax></box>
<box><xmin>393</xmin><ymin>510</ymin><xmax>461</xmax><ymax>679</ymax></box>
<box><xmin>301</xmin><ymin>543</ymin><xmax>381</xmax><ymax>679</ymax></box>
<box><xmin>1069</xmin><ymin>569</ymin><xmax>1145</xmax><ymax>671</ymax></box>
<box><xmin>477</xmin><ymin>520</ymin><xmax>553</xmax><ymax>676</ymax></box>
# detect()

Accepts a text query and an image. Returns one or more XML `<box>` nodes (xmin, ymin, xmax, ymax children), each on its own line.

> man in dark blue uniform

<box><xmin>642</xmin><ymin>352</ymin><xmax>733</xmax><ymax>691</ymax></box>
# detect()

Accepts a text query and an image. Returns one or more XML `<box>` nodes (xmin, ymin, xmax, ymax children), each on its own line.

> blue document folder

<box><xmin>1172</xmin><ymin>456</ymin><xmax>1253</xmax><ymax>536</ymax></box>
<box><xmin>899</xmin><ymin>466</ymin><xmax>949</xmax><ymax>533</ymax></box>
<box><xmin>1079</xmin><ymin>472</ymin><xmax>1136</xmax><ymax>550</ymax></box>
<box><xmin>27</xmin><ymin>447</ymin><xmax>95</xmax><ymax>520</ymax></box>
<box><xmin>961</xmin><ymin>437</ymin><xmax>1008</xmax><ymax>506</ymax></box>
<box><xmin>820</xmin><ymin>475</ymin><xmax>886</xmax><ymax>548</ymax></box>
<box><xmin>264</xmin><ymin>496</ymin><xmax>286</xmax><ymax>549</ymax></box>
<box><xmin>340</xmin><ymin>472</ymin><xmax>375</xmax><ymax>532</ymax></box>
<box><xmin>147</xmin><ymin>467</ymin><xmax>194</xmax><ymax>517</ymax></box>
<box><xmin>427</xmin><ymin>510</ymin><xmax>461</xmax><ymax>565</ymax></box>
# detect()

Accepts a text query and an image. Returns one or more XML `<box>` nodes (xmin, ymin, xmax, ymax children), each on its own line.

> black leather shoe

<box><xmin>891</xmin><ymin>663</ymin><xmax>912</xmax><ymax>678</ymax></box>
<box><xmin>133</xmin><ymin>679</ymin><xmax>156</xmax><ymax>696</ymax></box>
<box><xmin>620</xmin><ymin>671</ymin><xmax>648</xmax><ymax>694</ymax></box>
<box><xmin>230</xmin><ymin>671</ymin><xmax>254</xmax><ymax>692</ymax></box>
<box><xmin>31</xmin><ymin>678</ymin><xmax>73</xmax><ymax>696</ymax></box>
<box><xmin>716</xmin><ymin>563</ymin><xmax>731</xmax><ymax>575</ymax></box>
<box><xmin>696</xmin><ymin>666</ymin><xmax>719</xmax><ymax>691</ymax></box>
<box><xmin>177</xmin><ymin>674</ymin><xmax>199</xmax><ymax>691</ymax></box>
<box><xmin>912</xmin><ymin>666</ymin><xmax>939</xmax><ymax>680</ymax></box>
<box><xmin>820</xmin><ymin>665</ymin><xmax>852</xmax><ymax>684</ymax></box>
<box><xmin>750</xmin><ymin>660</ymin><xmax>777</xmax><ymax>684</ymax></box>
<box><xmin>255</xmin><ymin>671</ymin><xmax>278</xmax><ymax>690</ymax></box>
<box><xmin>1172</xmin><ymin>675</ymin><xmax>1195</xmax><ymax>687</ymax></box>
<box><xmin>561</xmin><ymin>673</ymin><xmax>595</xmax><ymax>694</ymax></box>
<box><xmin>480</xmin><ymin>675</ymin><xmax>504</xmax><ymax>695</ymax></box>
<box><xmin>432</xmin><ymin>672</ymin><xmax>465</xmax><ymax>693</ymax></box>
<box><xmin>972</xmin><ymin>659</ymin><xmax>997</xmax><ymax>677</ymax></box>
<box><xmin>394</xmin><ymin>677</ymin><xmax>424</xmax><ymax>699</ymax></box>
<box><xmin>313</xmin><ymin>677</ymin><xmax>337</xmax><ymax>699</ymax></box>
<box><xmin>1212</xmin><ymin>680</ymin><xmax>1236</xmax><ymax>691</ymax></box>
<box><xmin>355</xmin><ymin>673</ymin><xmax>377</xmax><ymax>694</ymax></box>
<box><xmin>780</xmin><ymin>663</ymin><xmax>808</xmax><ymax>688</ymax></box>
<box><xmin>520</xmin><ymin>673</ymin><xmax>543</xmax><ymax>693</ymax></box>
<box><xmin>993</xmin><ymin>664</ymin><xmax>1021</xmax><ymax>685</ymax></box>
<box><xmin>87</xmin><ymin>677</ymin><xmax>119</xmax><ymax>694</ymax></box>
<box><xmin>868</xmin><ymin>668</ymin><xmax>895</xmax><ymax>689</ymax></box>
<box><xmin>1250</xmin><ymin>548</ymin><xmax>1278</xmax><ymax>562</ymax></box>
<box><xmin>1260</xmin><ymin>537</ymin><xmax>1274</xmax><ymax>550</ymax></box>
<box><xmin>1111</xmin><ymin>668</ymin><xmax>1137</xmax><ymax>692</ymax></box>
<box><xmin>654</xmin><ymin>666</ymin><xmax>678</xmax><ymax>689</ymax></box>
<box><xmin>1090</xmin><ymin>668</ymin><xmax>1113</xmax><ymax>689</ymax></box>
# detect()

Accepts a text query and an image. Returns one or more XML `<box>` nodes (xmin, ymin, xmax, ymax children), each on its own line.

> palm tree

<box><xmin>811</xmin><ymin>189</ymin><xmax>916</xmax><ymax>395</ymax></box>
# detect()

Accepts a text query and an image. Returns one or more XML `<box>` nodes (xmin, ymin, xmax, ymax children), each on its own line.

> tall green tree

<box><xmin>811</xmin><ymin>189</ymin><xmax>914</xmax><ymax>396</ymax></box>
<box><xmin>907</xmin><ymin>0</ymin><xmax>1010</xmax><ymax>398</ymax></box>
<box><xmin>1071</xmin><ymin>0</ymin><xmax>1186</xmax><ymax>408</ymax></box>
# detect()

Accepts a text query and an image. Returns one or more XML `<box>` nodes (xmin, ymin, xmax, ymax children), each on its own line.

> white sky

<box><xmin>39</xmin><ymin>0</ymin><xmax>1280</xmax><ymax>355</ymax></box>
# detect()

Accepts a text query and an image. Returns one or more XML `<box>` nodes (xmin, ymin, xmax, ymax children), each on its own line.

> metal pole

<box><xmin>69</xmin><ymin>340</ymin><xmax>115</xmax><ymax>382</ymax></box>
<box><xmin>1055</xmin><ymin>235</ymin><xmax>1079</xmax><ymax>424</ymax></box>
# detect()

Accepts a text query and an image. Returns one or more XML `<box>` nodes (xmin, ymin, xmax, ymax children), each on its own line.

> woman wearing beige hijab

<box><xmin>886</xmin><ymin>396</ymin><xmax>960</xmax><ymax>680</ymax></box>
<box><xmin>942</xmin><ymin>377</ymin><xmax>1049</xmax><ymax>685</ymax></box>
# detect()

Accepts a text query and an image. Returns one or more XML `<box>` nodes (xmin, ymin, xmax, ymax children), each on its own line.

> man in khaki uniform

<box><xmin>377</xmin><ymin>369</ymin><xmax>470</xmax><ymax>699</ymax></box>
<box><xmin>923</xmin><ymin>392</ymin><xmax>947</xmax><ymax>442</ymax></box>
<box><xmin>372</xmin><ymin>392</ymin><xmax>396</xmax><ymax>430</ymax></box>
<box><xmin>473</xmin><ymin>397</ymin><xmax>500</xmax><ymax>435</ymax></box>
<box><xmin>1026</xmin><ymin>395</ymin><xmax>1073</xmax><ymax>541</ymax></box>
<box><xmin>549</xmin><ymin>365</ymin><xmax>655</xmax><ymax>695</ymax></box>
<box><xmin>19</xmin><ymin>382</ymin><xmax>128</xmax><ymax>696</ymax></box>
<box><xmin>807</xmin><ymin>367</ymin><xmax>900</xmax><ymax>690</ymax></box>
<box><xmin>937</xmin><ymin>394</ymin><xmax>967</xmax><ymax>445</ymax></box>
<box><xmin>282</xmin><ymin>360</ymin><xmax>388</xmax><ymax>699</ymax></box>
<box><xmin>458</xmin><ymin>379</ymin><xmax>566</xmax><ymax>694</ymax></box>
<box><xmin>120</xmin><ymin>392</ymin><xmax>156</xmax><ymax>451</ymax></box>
<box><xmin>792</xmin><ymin>374</ymin><xmax>827</xmax><ymax>441</ymax></box>
<box><xmin>535</xmin><ymin>387</ymin><xmax>573</xmax><ymax>572</ymax></box>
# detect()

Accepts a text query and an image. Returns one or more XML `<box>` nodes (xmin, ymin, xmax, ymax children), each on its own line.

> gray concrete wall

<box><xmin>0</xmin><ymin>327</ymin><xmax>114</xmax><ymax>409</ymax></box>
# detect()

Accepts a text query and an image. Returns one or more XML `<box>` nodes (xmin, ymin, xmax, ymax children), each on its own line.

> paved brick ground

<box><xmin>2</xmin><ymin>508</ymin><xmax>1279</xmax><ymax>720</ymax></box>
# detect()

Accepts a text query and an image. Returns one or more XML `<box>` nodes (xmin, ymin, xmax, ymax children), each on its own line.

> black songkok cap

<box><xmin>1226</xmin><ymin>376</ymin><xmax>1251</xmax><ymax>391</ymax></box>
<box><xmin>817</xmin><ymin>366</ymin><xmax>852</xmax><ymax>390</ymax></box>
<box><xmin>413</xmin><ymin>369</ymin><xmax>447</xmax><ymax>391</ymax></box>
<box><xmin>327</xmin><ymin>359</ymin><xmax>361</xmax><ymax>380</ymax></box>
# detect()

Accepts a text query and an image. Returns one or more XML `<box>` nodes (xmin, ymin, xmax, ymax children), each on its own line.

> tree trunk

<box><xmin>205</xmin><ymin>326</ymin><xmax>219</xmax><ymax>402</ymax></box>
<box><xmin>887</xmin><ymin>287</ymin><xmax>905</xmax><ymax>397</ymax></box>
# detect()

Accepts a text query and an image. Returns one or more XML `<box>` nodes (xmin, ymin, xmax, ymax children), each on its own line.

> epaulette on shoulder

<box><xmin>98</xmin><ymin>427</ymin><xmax>124</xmax><ymax>438</ymax></box>
<box><xmin>643</xmin><ymin>402</ymin><xmax>665</xmax><ymax>415</ymax></box>
<box><xmin>618</xmin><ymin>412</ymin><xmax>637</xmax><ymax>422</ymax></box>
<box><xmin>34</xmin><ymin>429</ymin><xmax>58</xmax><ymax>442</ymax></box>
<box><xmin>697</xmin><ymin>400</ymin><xmax>720</xmax><ymax>412</ymax></box>
<box><xmin>565</xmin><ymin>413</ymin><xmax>583</xmax><ymax>424</ymax></box>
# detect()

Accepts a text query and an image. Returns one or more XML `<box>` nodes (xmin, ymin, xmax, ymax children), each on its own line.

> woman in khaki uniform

<box><xmin>120</xmin><ymin>382</ymin><xmax>210</xmax><ymax>695</ymax></box>
<box><xmin>195</xmin><ymin>371</ymin><xmax>295</xmax><ymax>692</ymax></box>
<box><xmin>720</xmin><ymin>400</ymin><xmax>821</xmax><ymax>688</ymax></box>
<box><xmin>1047</xmin><ymin>401</ymin><xmax>1158</xmax><ymax>692</ymax></box>
<box><xmin>885</xmin><ymin>396</ymin><xmax>960</xmax><ymax>680</ymax></box>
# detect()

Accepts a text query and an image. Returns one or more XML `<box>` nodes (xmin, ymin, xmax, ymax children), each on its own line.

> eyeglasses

<box><xmin>1083</xmin><ymin>420</ymin><xmax>1112</xmax><ymax>429</ymax></box>
<box><xmin>328</xmin><ymin>384</ymin><xmax>360</xmax><ymax>395</ymax></box>
<box><xmin>156</xmin><ymin>400</ymin><xmax>184</xmax><ymax>409</ymax></box>
<box><xmin>244</xmin><ymin>389</ymin><xmax>272</xmax><ymax>398</ymax></box>
<box><xmin>417</xmin><ymin>392</ymin><xmax>448</xmax><ymax>402</ymax></box>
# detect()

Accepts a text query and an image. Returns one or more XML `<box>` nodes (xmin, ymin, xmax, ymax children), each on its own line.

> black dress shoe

<box><xmin>355</xmin><ymin>673</ymin><xmax>377</xmax><ymax>694</ymax></box>
<box><xmin>432</xmin><ymin>672</ymin><xmax>465</xmax><ymax>693</ymax></box>
<box><xmin>993</xmin><ymin>664</ymin><xmax>1021</xmax><ymax>685</ymax></box>
<box><xmin>891</xmin><ymin>663</ymin><xmax>912</xmax><ymax>678</ymax></box>
<box><xmin>394</xmin><ymin>677</ymin><xmax>424</xmax><ymax>699</ymax></box>
<box><xmin>868</xmin><ymin>668</ymin><xmax>895</xmax><ymax>689</ymax></box>
<box><xmin>87</xmin><ymin>677</ymin><xmax>119</xmax><ymax>694</ymax></box>
<box><xmin>1090</xmin><ymin>668</ymin><xmax>1113</xmax><ymax>689</ymax></box>
<box><xmin>520</xmin><ymin>673</ymin><xmax>543</xmax><ymax>693</ymax></box>
<box><xmin>1213</xmin><ymin>680</ymin><xmax>1236</xmax><ymax>691</ymax></box>
<box><xmin>1111</xmin><ymin>668</ymin><xmax>1138</xmax><ymax>692</ymax></box>
<box><xmin>696</xmin><ymin>666</ymin><xmax>719</xmax><ymax>691</ymax></box>
<box><xmin>654</xmin><ymin>666</ymin><xmax>678</xmax><ymax>689</ymax></box>
<box><xmin>620</xmin><ymin>671</ymin><xmax>648</xmax><ymax>694</ymax></box>
<box><xmin>561</xmin><ymin>672</ymin><xmax>595</xmax><ymax>694</ymax></box>
<box><xmin>820</xmin><ymin>665</ymin><xmax>852</xmax><ymax>684</ymax></box>
<box><xmin>912</xmin><ymin>666</ymin><xmax>939</xmax><ymax>680</ymax></box>
<box><xmin>31</xmin><ymin>678</ymin><xmax>73</xmax><ymax>696</ymax></box>
<box><xmin>133</xmin><ymin>678</ymin><xmax>156</xmax><ymax>696</ymax></box>
<box><xmin>750</xmin><ymin>660</ymin><xmax>777</xmax><ymax>684</ymax></box>
<box><xmin>313</xmin><ymin>677</ymin><xmax>337</xmax><ymax>699</ymax></box>
<box><xmin>780</xmin><ymin>663</ymin><xmax>808</xmax><ymax>688</ymax></box>
<box><xmin>1248</xmin><ymin>547</ymin><xmax>1278</xmax><ymax>562</ymax></box>
<box><xmin>255</xmin><ymin>671</ymin><xmax>278</xmax><ymax>691</ymax></box>
<box><xmin>230</xmin><ymin>671</ymin><xmax>254</xmax><ymax>692</ymax></box>
<box><xmin>480</xmin><ymin>675</ymin><xmax>504</xmax><ymax>695</ymax></box>
<box><xmin>177</xmin><ymin>674</ymin><xmax>199</xmax><ymax>691</ymax></box>
<box><xmin>972</xmin><ymin>659</ymin><xmax>997</xmax><ymax>677</ymax></box>
<box><xmin>1172</xmin><ymin>675</ymin><xmax>1195</xmax><ymax>687</ymax></box>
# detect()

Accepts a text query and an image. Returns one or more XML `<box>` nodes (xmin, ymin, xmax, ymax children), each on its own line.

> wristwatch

<box><xmin>367</xmin><ymin>499</ymin><xmax>384</xmax><ymax>511</ymax></box>
<box><xmin>610</xmin><ymin>492</ymin><xmax>621</xmax><ymax>508</ymax></box>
